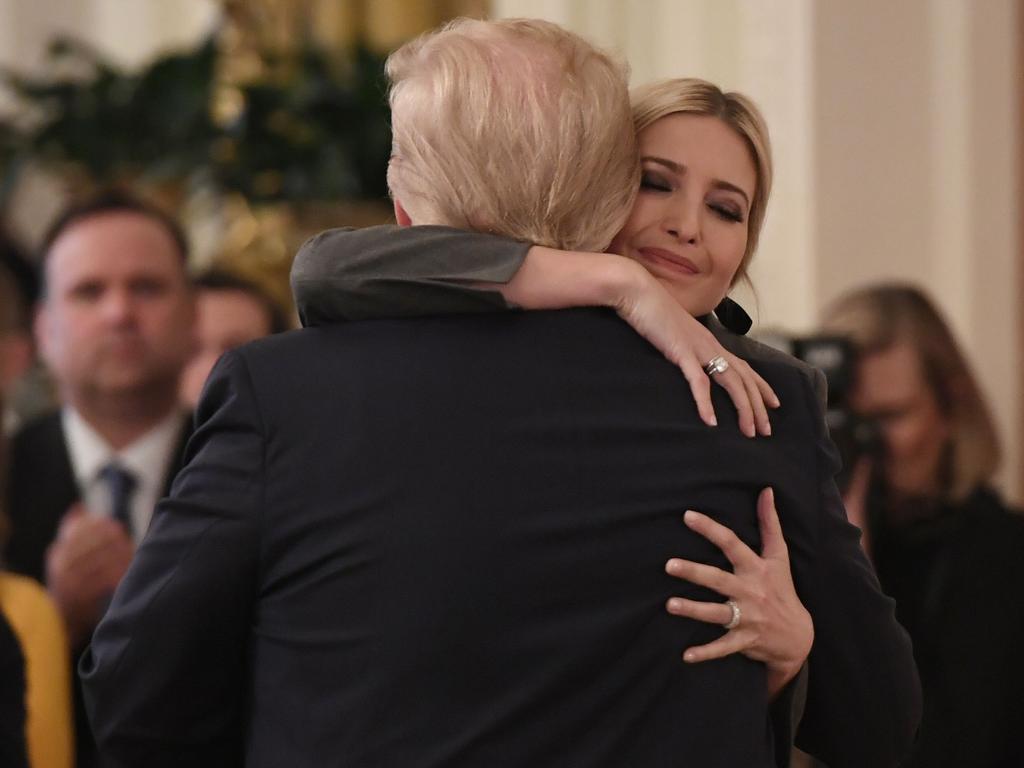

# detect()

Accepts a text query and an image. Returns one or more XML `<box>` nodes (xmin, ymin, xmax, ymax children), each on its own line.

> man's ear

<box><xmin>393</xmin><ymin>199</ymin><xmax>413</xmax><ymax>227</ymax></box>
<box><xmin>33</xmin><ymin>303</ymin><xmax>52</xmax><ymax>367</ymax></box>
<box><xmin>0</xmin><ymin>332</ymin><xmax>32</xmax><ymax>395</ymax></box>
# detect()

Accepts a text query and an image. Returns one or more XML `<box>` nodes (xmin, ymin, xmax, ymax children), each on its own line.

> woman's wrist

<box><xmin>583</xmin><ymin>250</ymin><xmax>655</xmax><ymax>317</ymax></box>
<box><xmin>766</xmin><ymin>657</ymin><xmax>806</xmax><ymax>700</ymax></box>
<box><xmin>502</xmin><ymin>246</ymin><xmax>646</xmax><ymax>311</ymax></box>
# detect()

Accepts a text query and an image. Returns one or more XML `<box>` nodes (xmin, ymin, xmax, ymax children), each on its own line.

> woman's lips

<box><xmin>637</xmin><ymin>247</ymin><xmax>700</xmax><ymax>275</ymax></box>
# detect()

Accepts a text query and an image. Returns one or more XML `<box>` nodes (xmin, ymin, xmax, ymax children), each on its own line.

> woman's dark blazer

<box><xmin>290</xmin><ymin>225</ymin><xmax>923</xmax><ymax>767</ymax></box>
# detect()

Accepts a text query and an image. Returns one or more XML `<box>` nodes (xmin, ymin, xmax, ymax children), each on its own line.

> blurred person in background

<box><xmin>0</xmin><ymin>332</ymin><xmax>29</xmax><ymax>768</ymax></box>
<box><xmin>3</xmin><ymin>190</ymin><xmax>196</xmax><ymax>768</ymax></box>
<box><xmin>0</xmin><ymin>228</ymin><xmax>39</xmax><ymax>434</ymax></box>
<box><xmin>821</xmin><ymin>283</ymin><xmax>1024</xmax><ymax>767</ymax></box>
<box><xmin>1</xmin><ymin>255</ymin><xmax>73</xmax><ymax>767</ymax></box>
<box><xmin>179</xmin><ymin>268</ymin><xmax>289</xmax><ymax>409</ymax></box>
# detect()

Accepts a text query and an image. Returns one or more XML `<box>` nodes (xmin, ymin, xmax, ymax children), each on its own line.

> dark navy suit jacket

<box><xmin>82</xmin><ymin>306</ymin><xmax>918</xmax><ymax>767</ymax></box>
<box><xmin>4</xmin><ymin>410</ymin><xmax>191</xmax><ymax>768</ymax></box>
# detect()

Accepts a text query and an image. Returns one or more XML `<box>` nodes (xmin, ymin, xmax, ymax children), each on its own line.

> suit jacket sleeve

<box><xmin>793</xmin><ymin>367</ymin><xmax>922</xmax><ymax>766</ymax></box>
<box><xmin>79</xmin><ymin>351</ymin><xmax>264</xmax><ymax>768</ymax></box>
<box><xmin>290</xmin><ymin>225</ymin><xmax>530</xmax><ymax>327</ymax></box>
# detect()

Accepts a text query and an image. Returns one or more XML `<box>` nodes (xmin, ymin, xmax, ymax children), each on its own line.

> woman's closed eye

<box><xmin>708</xmin><ymin>201</ymin><xmax>744</xmax><ymax>223</ymax></box>
<box><xmin>640</xmin><ymin>172</ymin><xmax>673</xmax><ymax>193</ymax></box>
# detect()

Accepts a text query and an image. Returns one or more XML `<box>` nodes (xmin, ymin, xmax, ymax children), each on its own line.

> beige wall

<box><xmin>813</xmin><ymin>1</ymin><xmax>1019</xmax><ymax>499</ymax></box>
<box><xmin>494</xmin><ymin>0</ymin><xmax>1022</xmax><ymax>500</ymax></box>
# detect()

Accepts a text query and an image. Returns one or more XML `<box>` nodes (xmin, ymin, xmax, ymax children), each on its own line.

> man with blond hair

<box><xmin>85</xmin><ymin>18</ymin><xmax>818</xmax><ymax>766</ymax></box>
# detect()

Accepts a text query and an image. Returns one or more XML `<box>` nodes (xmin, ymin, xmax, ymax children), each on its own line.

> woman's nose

<box><xmin>663</xmin><ymin>203</ymin><xmax>700</xmax><ymax>244</ymax></box>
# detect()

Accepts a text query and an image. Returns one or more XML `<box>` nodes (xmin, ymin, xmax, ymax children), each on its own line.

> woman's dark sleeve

<box><xmin>793</xmin><ymin>368</ymin><xmax>922</xmax><ymax>766</ymax></box>
<box><xmin>290</xmin><ymin>225</ymin><xmax>530</xmax><ymax>327</ymax></box>
<box><xmin>0</xmin><ymin>609</ymin><xmax>29</xmax><ymax>768</ymax></box>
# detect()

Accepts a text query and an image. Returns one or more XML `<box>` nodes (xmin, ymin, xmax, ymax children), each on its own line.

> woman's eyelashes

<box><xmin>640</xmin><ymin>172</ymin><xmax>672</xmax><ymax>192</ymax></box>
<box><xmin>640</xmin><ymin>170</ymin><xmax>746</xmax><ymax>224</ymax></box>
<box><xmin>709</xmin><ymin>202</ymin><xmax>744</xmax><ymax>223</ymax></box>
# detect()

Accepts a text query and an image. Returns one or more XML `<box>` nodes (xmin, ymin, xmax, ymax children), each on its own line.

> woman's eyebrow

<box><xmin>641</xmin><ymin>155</ymin><xmax>751</xmax><ymax>207</ymax></box>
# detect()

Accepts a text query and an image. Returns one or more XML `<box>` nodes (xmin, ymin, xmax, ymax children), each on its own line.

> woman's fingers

<box><xmin>666</xmin><ymin>596</ymin><xmax>734</xmax><ymax>626</ymax></box>
<box><xmin>757</xmin><ymin>487</ymin><xmax>789</xmax><ymax>561</ymax></box>
<box><xmin>664</xmin><ymin>556</ymin><xmax>741</xmax><ymax>596</ymax></box>
<box><xmin>708</xmin><ymin>366</ymin><xmax>756</xmax><ymax>437</ymax></box>
<box><xmin>695</xmin><ymin>344</ymin><xmax>775</xmax><ymax>438</ymax></box>
<box><xmin>679</xmin><ymin>357</ymin><xmax>718</xmax><ymax>427</ymax></box>
<box><xmin>732</xmin><ymin>357</ymin><xmax>771</xmax><ymax>436</ymax></box>
<box><xmin>682</xmin><ymin>509</ymin><xmax>760</xmax><ymax>569</ymax></box>
<box><xmin>683</xmin><ymin>630</ymin><xmax>749</xmax><ymax>663</ymax></box>
<box><xmin>752</xmin><ymin>368</ymin><xmax>781</xmax><ymax>409</ymax></box>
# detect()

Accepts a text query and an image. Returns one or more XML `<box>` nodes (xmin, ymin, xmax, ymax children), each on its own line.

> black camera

<box><xmin>756</xmin><ymin>333</ymin><xmax>883</xmax><ymax>492</ymax></box>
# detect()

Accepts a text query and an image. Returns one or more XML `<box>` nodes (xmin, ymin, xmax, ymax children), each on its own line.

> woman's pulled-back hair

<box><xmin>385</xmin><ymin>18</ymin><xmax>638</xmax><ymax>252</ymax></box>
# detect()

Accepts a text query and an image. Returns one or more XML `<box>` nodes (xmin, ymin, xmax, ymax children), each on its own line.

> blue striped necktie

<box><xmin>99</xmin><ymin>463</ymin><xmax>137</xmax><ymax>538</ymax></box>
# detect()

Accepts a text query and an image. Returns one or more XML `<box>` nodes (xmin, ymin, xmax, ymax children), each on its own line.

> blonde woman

<box><xmin>292</xmin><ymin>74</ymin><xmax>921</xmax><ymax>766</ymax></box>
<box><xmin>822</xmin><ymin>284</ymin><xmax>1024</xmax><ymax>768</ymax></box>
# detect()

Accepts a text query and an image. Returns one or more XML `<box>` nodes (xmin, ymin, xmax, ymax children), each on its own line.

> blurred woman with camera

<box><xmin>822</xmin><ymin>283</ymin><xmax>1024</xmax><ymax>768</ymax></box>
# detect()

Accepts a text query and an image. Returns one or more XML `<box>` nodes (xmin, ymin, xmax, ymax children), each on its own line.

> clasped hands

<box><xmin>46</xmin><ymin>503</ymin><xmax>134</xmax><ymax>648</ymax></box>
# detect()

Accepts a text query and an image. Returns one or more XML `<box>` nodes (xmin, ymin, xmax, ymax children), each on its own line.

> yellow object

<box><xmin>0</xmin><ymin>573</ymin><xmax>73</xmax><ymax>768</ymax></box>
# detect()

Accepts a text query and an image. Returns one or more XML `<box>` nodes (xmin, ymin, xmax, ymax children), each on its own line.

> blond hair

<box><xmin>630</xmin><ymin>78</ymin><xmax>772</xmax><ymax>285</ymax></box>
<box><xmin>822</xmin><ymin>284</ymin><xmax>1000</xmax><ymax>501</ymax></box>
<box><xmin>385</xmin><ymin>17</ymin><xmax>638</xmax><ymax>251</ymax></box>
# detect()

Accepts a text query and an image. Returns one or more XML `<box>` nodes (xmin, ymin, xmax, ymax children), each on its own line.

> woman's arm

<box><xmin>291</xmin><ymin>226</ymin><xmax>778</xmax><ymax>436</ymax></box>
<box><xmin>499</xmin><ymin>247</ymin><xmax>777</xmax><ymax>436</ymax></box>
<box><xmin>789</xmin><ymin>369</ymin><xmax>921</xmax><ymax>767</ymax></box>
<box><xmin>291</xmin><ymin>226</ymin><xmax>529</xmax><ymax>325</ymax></box>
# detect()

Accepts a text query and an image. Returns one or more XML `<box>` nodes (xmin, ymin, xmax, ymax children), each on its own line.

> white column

<box><xmin>925</xmin><ymin>0</ymin><xmax>971</xmax><ymax>341</ymax></box>
<box><xmin>960</xmin><ymin>0</ymin><xmax>1020</xmax><ymax>498</ymax></box>
<box><xmin>730</xmin><ymin>0</ymin><xmax>816</xmax><ymax>332</ymax></box>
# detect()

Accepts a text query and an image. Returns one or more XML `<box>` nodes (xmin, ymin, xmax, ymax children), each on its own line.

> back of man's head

<box><xmin>386</xmin><ymin>18</ymin><xmax>638</xmax><ymax>252</ymax></box>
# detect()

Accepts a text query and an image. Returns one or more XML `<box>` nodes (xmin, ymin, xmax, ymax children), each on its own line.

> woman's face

<box><xmin>850</xmin><ymin>341</ymin><xmax>951</xmax><ymax>498</ymax></box>
<box><xmin>609</xmin><ymin>113</ymin><xmax>756</xmax><ymax>316</ymax></box>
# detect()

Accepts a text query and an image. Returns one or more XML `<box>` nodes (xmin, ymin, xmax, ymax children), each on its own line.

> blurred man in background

<box><xmin>179</xmin><ymin>268</ymin><xmax>288</xmax><ymax>409</ymax></box>
<box><xmin>3</xmin><ymin>190</ymin><xmax>196</xmax><ymax>768</ymax></box>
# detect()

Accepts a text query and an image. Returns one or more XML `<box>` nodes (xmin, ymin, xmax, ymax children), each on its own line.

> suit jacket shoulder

<box><xmin>4</xmin><ymin>412</ymin><xmax>77</xmax><ymax>581</ymax></box>
<box><xmin>162</xmin><ymin>415</ymin><xmax>193</xmax><ymax>497</ymax></box>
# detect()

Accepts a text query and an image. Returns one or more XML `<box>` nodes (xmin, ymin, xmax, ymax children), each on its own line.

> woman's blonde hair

<box><xmin>630</xmin><ymin>78</ymin><xmax>773</xmax><ymax>285</ymax></box>
<box><xmin>822</xmin><ymin>284</ymin><xmax>1001</xmax><ymax>501</ymax></box>
<box><xmin>385</xmin><ymin>17</ymin><xmax>638</xmax><ymax>252</ymax></box>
